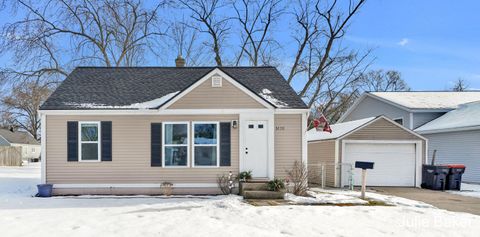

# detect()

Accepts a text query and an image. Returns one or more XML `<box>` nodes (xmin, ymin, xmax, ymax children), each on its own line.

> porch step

<box><xmin>243</xmin><ymin>190</ymin><xmax>285</xmax><ymax>199</ymax></box>
<box><xmin>240</xmin><ymin>182</ymin><xmax>268</xmax><ymax>192</ymax></box>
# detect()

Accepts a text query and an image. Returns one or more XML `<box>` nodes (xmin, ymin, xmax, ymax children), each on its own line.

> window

<box><xmin>79</xmin><ymin>122</ymin><xmax>100</xmax><ymax>161</ymax></box>
<box><xmin>163</xmin><ymin>122</ymin><xmax>189</xmax><ymax>167</ymax></box>
<box><xmin>193</xmin><ymin>122</ymin><xmax>219</xmax><ymax>167</ymax></box>
<box><xmin>393</xmin><ymin>118</ymin><xmax>404</xmax><ymax>125</ymax></box>
<box><xmin>31</xmin><ymin>147</ymin><xmax>35</xmax><ymax>153</ymax></box>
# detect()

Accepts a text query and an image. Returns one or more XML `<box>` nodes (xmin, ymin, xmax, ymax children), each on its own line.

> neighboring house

<box><xmin>0</xmin><ymin>128</ymin><xmax>41</xmax><ymax>161</ymax></box>
<box><xmin>339</xmin><ymin>91</ymin><xmax>480</xmax><ymax>129</ymax></box>
<box><xmin>339</xmin><ymin>91</ymin><xmax>480</xmax><ymax>184</ymax></box>
<box><xmin>307</xmin><ymin>116</ymin><xmax>426</xmax><ymax>188</ymax></box>
<box><xmin>415</xmin><ymin>101</ymin><xmax>480</xmax><ymax>183</ymax></box>
<box><xmin>39</xmin><ymin>66</ymin><xmax>309</xmax><ymax>195</ymax></box>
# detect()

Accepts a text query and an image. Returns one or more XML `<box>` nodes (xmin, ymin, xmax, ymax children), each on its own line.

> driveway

<box><xmin>373</xmin><ymin>187</ymin><xmax>480</xmax><ymax>215</ymax></box>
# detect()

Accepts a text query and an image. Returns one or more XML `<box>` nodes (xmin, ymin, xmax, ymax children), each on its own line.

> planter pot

<box><xmin>36</xmin><ymin>184</ymin><xmax>53</xmax><ymax>197</ymax></box>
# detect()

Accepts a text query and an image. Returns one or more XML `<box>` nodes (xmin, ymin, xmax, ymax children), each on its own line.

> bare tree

<box><xmin>452</xmin><ymin>78</ymin><xmax>469</xmax><ymax>91</ymax></box>
<box><xmin>168</xmin><ymin>20</ymin><xmax>209</xmax><ymax>66</ymax></box>
<box><xmin>0</xmin><ymin>0</ymin><xmax>166</xmax><ymax>83</ymax></box>
<box><xmin>1</xmin><ymin>80</ymin><xmax>52</xmax><ymax>139</ymax></box>
<box><xmin>359</xmin><ymin>70</ymin><xmax>410</xmax><ymax>92</ymax></box>
<box><xmin>233</xmin><ymin>0</ymin><xmax>283</xmax><ymax>66</ymax></box>
<box><xmin>180</xmin><ymin>0</ymin><xmax>230</xmax><ymax>66</ymax></box>
<box><xmin>287</xmin><ymin>0</ymin><xmax>369</xmax><ymax>118</ymax></box>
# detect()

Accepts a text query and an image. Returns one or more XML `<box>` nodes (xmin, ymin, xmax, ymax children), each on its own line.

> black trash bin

<box><xmin>445</xmin><ymin>164</ymin><xmax>466</xmax><ymax>190</ymax></box>
<box><xmin>421</xmin><ymin>165</ymin><xmax>450</xmax><ymax>190</ymax></box>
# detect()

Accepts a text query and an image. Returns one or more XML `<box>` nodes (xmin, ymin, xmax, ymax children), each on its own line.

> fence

<box><xmin>0</xmin><ymin>146</ymin><xmax>22</xmax><ymax>166</ymax></box>
<box><xmin>308</xmin><ymin>163</ymin><xmax>354</xmax><ymax>190</ymax></box>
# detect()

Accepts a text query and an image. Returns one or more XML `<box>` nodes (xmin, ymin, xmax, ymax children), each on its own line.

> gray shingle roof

<box><xmin>40</xmin><ymin>67</ymin><xmax>307</xmax><ymax>110</ymax></box>
<box><xmin>0</xmin><ymin>129</ymin><xmax>39</xmax><ymax>145</ymax></box>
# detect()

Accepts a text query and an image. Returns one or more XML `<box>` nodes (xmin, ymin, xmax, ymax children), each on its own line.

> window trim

<box><xmin>78</xmin><ymin>121</ymin><xmax>101</xmax><ymax>162</ymax></box>
<box><xmin>393</xmin><ymin>117</ymin><xmax>404</xmax><ymax>126</ymax></box>
<box><xmin>192</xmin><ymin>121</ymin><xmax>220</xmax><ymax>168</ymax></box>
<box><xmin>162</xmin><ymin>121</ymin><xmax>190</xmax><ymax>168</ymax></box>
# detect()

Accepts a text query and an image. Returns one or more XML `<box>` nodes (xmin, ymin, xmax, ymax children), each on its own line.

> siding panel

<box><xmin>46</xmin><ymin>115</ymin><xmax>239</xmax><ymax>184</ymax></box>
<box><xmin>343</xmin><ymin>96</ymin><xmax>411</xmax><ymax>128</ymax></box>
<box><xmin>425</xmin><ymin>130</ymin><xmax>480</xmax><ymax>183</ymax></box>
<box><xmin>274</xmin><ymin>114</ymin><xmax>302</xmax><ymax>178</ymax></box>
<box><xmin>413</xmin><ymin>112</ymin><xmax>446</xmax><ymax>129</ymax></box>
<box><xmin>308</xmin><ymin>140</ymin><xmax>336</xmax><ymax>186</ymax></box>
<box><xmin>168</xmin><ymin>75</ymin><xmax>266</xmax><ymax>109</ymax></box>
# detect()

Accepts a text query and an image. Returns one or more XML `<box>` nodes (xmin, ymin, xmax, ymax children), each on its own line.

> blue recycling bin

<box><xmin>36</xmin><ymin>184</ymin><xmax>53</xmax><ymax>197</ymax></box>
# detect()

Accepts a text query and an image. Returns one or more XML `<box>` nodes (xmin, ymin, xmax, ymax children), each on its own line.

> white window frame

<box><xmin>78</xmin><ymin>121</ymin><xmax>101</xmax><ymax>162</ymax></box>
<box><xmin>162</xmin><ymin>122</ymin><xmax>190</xmax><ymax>168</ymax></box>
<box><xmin>192</xmin><ymin>121</ymin><xmax>220</xmax><ymax>168</ymax></box>
<box><xmin>393</xmin><ymin>117</ymin><xmax>404</xmax><ymax>126</ymax></box>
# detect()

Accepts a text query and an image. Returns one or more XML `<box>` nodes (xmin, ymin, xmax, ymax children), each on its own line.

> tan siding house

<box><xmin>40</xmin><ymin>67</ymin><xmax>308</xmax><ymax>195</ymax></box>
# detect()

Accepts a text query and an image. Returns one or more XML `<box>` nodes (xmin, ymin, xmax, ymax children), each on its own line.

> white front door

<box><xmin>243</xmin><ymin>120</ymin><xmax>268</xmax><ymax>178</ymax></box>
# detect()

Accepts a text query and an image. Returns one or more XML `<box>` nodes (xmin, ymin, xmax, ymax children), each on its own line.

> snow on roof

<box><xmin>65</xmin><ymin>91</ymin><xmax>179</xmax><ymax>109</ymax></box>
<box><xmin>415</xmin><ymin>101</ymin><xmax>480</xmax><ymax>133</ymax></box>
<box><xmin>370</xmin><ymin>91</ymin><xmax>480</xmax><ymax>110</ymax></box>
<box><xmin>259</xmin><ymin>88</ymin><xmax>289</xmax><ymax>108</ymax></box>
<box><xmin>307</xmin><ymin>117</ymin><xmax>376</xmax><ymax>141</ymax></box>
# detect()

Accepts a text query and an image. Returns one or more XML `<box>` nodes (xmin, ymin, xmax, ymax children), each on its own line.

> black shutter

<box><xmin>101</xmin><ymin>121</ymin><xmax>112</xmax><ymax>161</ymax></box>
<box><xmin>67</xmin><ymin>121</ymin><xmax>78</xmax><ymax>162</ymax></box>
<box><xmin>151</xmin><ymin>123</ymin><xmax>162</xmax><ymax>167</ymax></box>
<box><xmin>220</xmin><ymin>122</ymin><xmax>231</xmax><ymax>166</ymax></box>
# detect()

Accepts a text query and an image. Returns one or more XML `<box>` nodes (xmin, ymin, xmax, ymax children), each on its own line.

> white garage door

<box><xmin>342</xmin><ymin>143</ymin><xmax>416</xmax><ymax>187</ymax></box>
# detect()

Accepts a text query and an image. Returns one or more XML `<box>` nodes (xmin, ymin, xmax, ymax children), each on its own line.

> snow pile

<box><xmin>309</xmin><ymin>188</ymin><xmax>434</xmax><ymax>208</ymax></box>
<box><xmin>371</xmin><ymin>91</ymin><xmax>480</xmax><ymax>109</ymax></box>
<box><xmin>285</xmin><ymin>191</ymin><xmax>368</xmax><ymax>205</ymax></box>
<box><xmin>259</xmin><ymin>89</ymin><xmax>289</xmax><ymax>108</ymax></box>
<box><xmin>415</xmin><ymin>101</ymin><xmax>480</xmax><ymax>133</ymax></box>
<box><xmin>65</xmin><ymin>91</ymin><xmax>179</xmax><ymax>109</ymax></box>
<box><xmin>2</xmin><ymin>165</ymin><xmax>480</xmax><ymax>236</ymax></box>
<box><xmin>307</xmin><ymin>117</ymin><xmax>375</xmax><ymax>141</ymax></box>
<box><xmin>447</xmin><ymin>183</ymin><xmax>480</xmax><ymax>198</ymax></box>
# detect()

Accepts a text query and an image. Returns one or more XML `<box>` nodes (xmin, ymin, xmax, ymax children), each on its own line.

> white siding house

<box><xmin>0</xmin><ymin>128</ymin><xmax>40</xmax><ymax>161</ymax></box>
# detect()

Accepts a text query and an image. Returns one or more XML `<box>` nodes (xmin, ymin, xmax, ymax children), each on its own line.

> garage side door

<box><xmin>343</xmin><ymin>143</ymin><xmax>416</xmax><ymax>187</ymax></box>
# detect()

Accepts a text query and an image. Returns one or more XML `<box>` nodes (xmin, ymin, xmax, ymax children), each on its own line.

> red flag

<box><xmin>313</xmin><ymin>115</ymin><xmax>332</xmax><ymax>133</ymax></box>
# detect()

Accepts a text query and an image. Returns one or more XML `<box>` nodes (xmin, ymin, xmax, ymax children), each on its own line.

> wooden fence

<box><xmin>0</xmin><ymin>146</ymin><xmax>22</xmax><ymax>166</ymax></box>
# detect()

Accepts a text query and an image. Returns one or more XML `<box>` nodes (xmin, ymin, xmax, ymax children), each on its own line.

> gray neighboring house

<box><xmin>415</xmin><ymin>101</ymin><xmax>480</xmax><ymax>183</ymax></box>
<box><xmin>339</xmin><ymin>91</ymin><xmax>480</xmax><ymax>130</ymax></box>
<box><xmin>340</xmin><ymin>91</ymin><xmax>480</xmax><ymax>184</ymax></box>
<box><xmin>0</xmin><ymin>128</ymin><xmax>41</xmax><ymax>161</ymax></box>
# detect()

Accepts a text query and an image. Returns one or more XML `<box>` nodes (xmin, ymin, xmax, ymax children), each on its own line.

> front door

<box><xmin>243</xmin><ymin>120</ymin><xmax>268</xmax><ymax>178</ymax></box>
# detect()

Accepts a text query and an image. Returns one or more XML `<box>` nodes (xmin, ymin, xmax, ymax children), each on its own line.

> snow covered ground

<box><xmin>1</xmin><ymin>164</ymin><xmax>480</xmax><ymax>237</ymax></box>
<box><xmin>448</xmin><ymin>183</ymin><xmax>480</xmax><ymax>198</ymax></box>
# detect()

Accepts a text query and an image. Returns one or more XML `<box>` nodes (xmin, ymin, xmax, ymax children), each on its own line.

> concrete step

<box><xmin>243</xmin><ymin>190</ymin><xmax>285</xmax><ymax>199</ymax></box>
<box><xmin>240</xmin><ymin>182</ymin><xmax>268</xmax><ymax>191</ymax></box>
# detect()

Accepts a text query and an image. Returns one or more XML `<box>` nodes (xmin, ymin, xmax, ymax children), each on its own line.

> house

<box><xmin>39</xmin><ymin>65</ymin><xmax>309</xmax><ymax>195</ymax></box>
<box><xmin>0</xmin><ymin>128</ymin><xmax>41</xmax><ymax>161</ymax></box>
<box><xmin>338</xmin><ymin>91</ymin><xmax>480</xmax><ymax>184</ymax></box>
<box><xmin>415</xmin><ymin>101</ymin><xmax>480</xmax><ymax>183</ymax></box>
<box><xmin>307</xmin><ymin>116</ymin><xmax>426</xmax><ymax>187</ymax></box>
<box><xmin>339</xmin><ymin>91</ymin><xmax>480</xmax><ymax>129</ymax></box>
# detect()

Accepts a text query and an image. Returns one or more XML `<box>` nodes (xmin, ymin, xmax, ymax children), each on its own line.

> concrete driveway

<box><xmin>373</xmin><ymin>187</ymin><xmax>480</xmax><ymax>215</ymax></box>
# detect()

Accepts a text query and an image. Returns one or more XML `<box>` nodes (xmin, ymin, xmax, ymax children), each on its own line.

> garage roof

<box><xmin>415</xmin><ymin>101</ymin><xmax>480</xmax><ymax>134</ymax></box>
<box><xmin>307</xmin><ymin>117</ymin><xmax>375</xmax><ymax>141</ymax></box>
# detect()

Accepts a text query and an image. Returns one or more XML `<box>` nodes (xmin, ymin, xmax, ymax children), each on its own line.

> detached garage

<box><xmin>307</xmin><ymin>116</ymin><xmax>427</xmax><ymax>188</ymax></box>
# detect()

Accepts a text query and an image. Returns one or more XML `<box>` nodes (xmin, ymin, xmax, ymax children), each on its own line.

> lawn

<box><xmin>0</xmin><ymin>163</ymin><xmax>479</xmax><ymax>237</ymax></box>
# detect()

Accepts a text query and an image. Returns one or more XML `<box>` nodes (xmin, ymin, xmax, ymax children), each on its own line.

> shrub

<box><xmin>217</xmin><ymin>171</ymin><xmax>238</xmax><ymax>195</ymax></box>
<box><xmin>267</xmin><ymin>178</ymin><xmax>285</xmax><ymax>191</ymax></box>
<box><xmin>238</xmin><ymin>170</ymin><xmax>252</xmax><ymax>182</ymax></box>
<box><xmin>160</xmin><ymin>182</ymin><xmax>173</xmax><ymax>196</ymax></box>
<box><xmin>287</xmin><ymin>161</ymin><xmax>309</xmax><ymax>196</ymax></box>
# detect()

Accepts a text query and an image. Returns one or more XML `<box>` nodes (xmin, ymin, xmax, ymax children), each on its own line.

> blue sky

<box><xmin>344</xmin><ymin>0</ymin><xmax>480</xmax><ymax>90</ymax></box>
<box><xmin>0</xmin><ymin>0</ymin><xmax>479</xmax><ymax>91</ymax></box>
